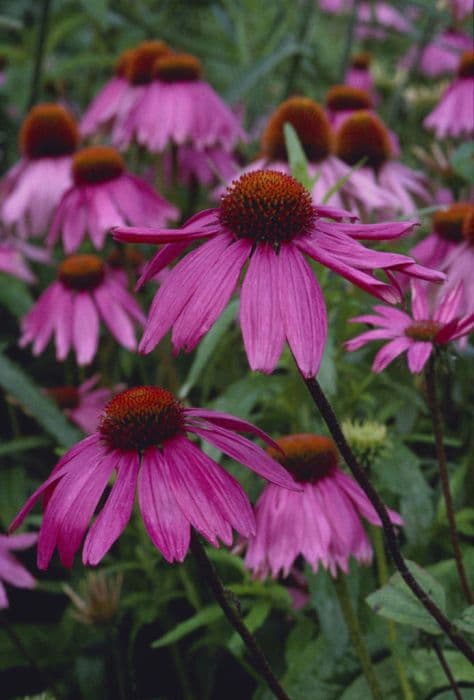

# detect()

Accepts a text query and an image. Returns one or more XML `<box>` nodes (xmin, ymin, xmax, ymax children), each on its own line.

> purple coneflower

<box><xmin>0</xmin><ymin>104</ymin><xmax>78</xmax><ymax>238</ymax></box>
<box><xmin>345</xmin><ymin>52</ymin><xmax>379</xmax><ymax>103</ymax></box>
<box><xmin>20</xmin><ymin>254</ymin><xmax>144</xmax><ymax>365</ymax></box>
<box><xmin>346</xmin><ymin>280</ymin><xmax>474</xmax><ymax>373</ymax></box>
<box><xmin>46</xmin><ymin>375</ymin><xmax>116</xmax><ymax>434</ymax></box>
<box><xmin>48</xmin><ymin>145</ymin><xmax>178</xmax><ymax>253</ymax></box>
<box><xmin>424</xmin><ymin>50</ymin><xmax>474</xmax><ymax>139</ymax></box>
<box><xmin>115</xmin><ymin>53</ymin><xmax>246</xmax><ymax>152</ymax></box>
<box><xmin>244</xmin><ymin>434</ymin><xmax>402</xmax><ymax>578</ymax></box>
<box><xmin>10</xmin><ymin>386</ymin><xmax>298</xmax><ymax>569</ymax></box>
<box><xmin>114</xmin><ymin>169</ymin><xmax>443</xmax><ymax>378</ymax></box>
<box><xmin>335</xmin><ymin>111</ymin><xmax>431</xmax><ymax>214</ymax></box>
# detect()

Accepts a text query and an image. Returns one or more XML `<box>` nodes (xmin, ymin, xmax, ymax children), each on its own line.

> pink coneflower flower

<box><xmin>0</xmin><ymin>104</ymin><xmax>78</xmax><ymax>238</ymax></box>
<box><xmin>219</xmin><ymin>97</ymin><xmax>393</xmax><ymax>213</ymax></box>
<box><xmin>9</xmin><ymin>386</ymin><xmax>298</xmax><ymax>569</ymax></box>
<box><xmin>0</xmin><ymin>533</ymin><xmax>37</xmax><ymax>609</ymax></box>
<box><xmin>401</xmin><ymin>30</ymin><xmax>473</xmax><ymax>78</ymax></box>
<box><xmin>345</xmin><ymin>52</ymin><xmax>379</xmax><ymax>103</ymax></box>
<box><xmin>114</xmin><ymin>169</ymin><xmax>443</xmax><ymax>378</ymax></box>
<box><xmin>20</xmin><ymin>254</ymin><xmax>145</xmax><ymax>365</ymax></box>
<box><xmin>319</xmin><ymin>1</ymin><xmax>412</xmax><ymax>36</ymax></box>
<box><xmin>335</xmin><ymin>111</ymin><xmax>431</xmax><ymax>215</ymax></box>
<box><xmin>244</xmin><ymin>434</ymin><xmax>402</xmax><ymax>578</ymax></box>
<box><xmin>80</xmin><ymin>48</ymin><xmax>136</xmax><ymax>137</ymax></box>
<box><xmin>48</xmin><ymin>146</ymin><xmax>178</xmax><ymax>253</ymax></box>
<box><xmin>115</xmin><ymin>53</ymin><xmax>246</xmax><ymax>152</ymax></box>
<box><xmin>441</xmin><ymin>207</ymin><xmax>474</xmax><ymax>313</ymax></box>
<box><xmin>451</xmin><ymin>0</ymin><xmax>473</xmax><ymax>21</ymax></box>
<box><xmin>410</xmin><ymin>203</ymin><xmax>473</xmax><ymax>272</ymax></box>
<box><xmin>326</xmin><ymin>84</ymin><xmax>375</xmax><ymax>129</ymax></box>
<box><xmin>424</xmin><ymin>50</ymin><xmax>474</xmax><ymax>139</ymax></box>
<box><xmin>46</xmin><ymin>375</ymin><xmax>115</xmax><ymax>434</ymax></box>
<box><xmin>346</xmin><ymin>280</ymin><xmax>474</xmax><ymax>373</ymax></box>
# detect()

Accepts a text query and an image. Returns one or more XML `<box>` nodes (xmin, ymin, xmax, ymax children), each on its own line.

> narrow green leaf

<box><xmin>0</xmin><ymin>435</ymin><xmax>49</xmax><ymax>456</ymax></box>
<box><xmin>366</xmin><ymin>560</ymin><xmax>445</xmax><ymax>635</ymax></box>
<box><xmin>283</xmin><ymin>123</ymin><xmax>312</xmax><ymax>190</ymax></box>
<box><xmin>0</xmin><ymin>275</ymin><xmax>33</xmax><ymax>317</ymax></box>
<box><xmin>152</xmin><ymin>605</ymin><xmax>222</xmax><ymax>648</ymax></box>
<box><xmin>451</xmin><ymin>141</ymin><xmax>474</xmax><ymax>184</ymax></box>
<box><xmin>453</xmin><ymin>605</ymin><xmax>474</xmax><ymax>636</ymax></box>
<box><xmin>0</xmin><ymin>352</ymin><xmax>81</xmax><ymax>447</ymax></box>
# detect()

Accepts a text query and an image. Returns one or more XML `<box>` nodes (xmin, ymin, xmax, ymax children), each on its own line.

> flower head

<box><xmin>10</xmin><ymin>386</ymin><xmax>298</xmax><ymax>569</ymax></box>
<box><xmin>48</xmin><ymin>145</ymin><xmax>178</xmax><ymax>253</ymax></box>
<box><xmin>47</xmin><ymin>374</ymin><xmax>116</xmax><ymax>433</ymax></box>
<box><xmin>63</xmin><ymin>571</ymin><xmax>123</xmax><ymax>625</ymax></box>
<box><xmin>0</xmin><ymin>533</ymin><xmax>37</xmax><ymax>609</ymax></box>
<box><xmin>114</xmin><ymin>169</ymin><xmax>442</xmax><ymax>378</ymax></box>
<box><xmin>346</xmin><ymin>280</ymin><xmax>474</xmax><ymax>373</ymax></box>
<box><xmin>341</xmin><ymin>419</ymin><xmax>389</xmax><ymax>466</ymax></box>
<box><xmin>20</xmin><ymin>254</ymin><xmax>145</xmax><ymax>365</ymax></box>
<box><xmin>115</xmin><ymin>51</ymin><xmax>246</xmax><ymax>152</ymax></box>
<box><xmin>244</xmin><ymin>433</ymin><xmax>402</xmax><ymax>578</ymax></box>
<box><xmin>1</xmin><ymin>104</ymin><xmax>78</xmax><ymax>237</ymax></box>
<box><xmin>424</xmin><ymin>50</ymin><xmax>474</xmax><ymax>138</ymax></box>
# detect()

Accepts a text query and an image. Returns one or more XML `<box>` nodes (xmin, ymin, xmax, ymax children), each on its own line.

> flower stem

<box><xmin>333</xmin><ymin>575</ymin><xmax>384</xmax><ymax>700</ymax></box>
<box><xmin>27</xmin><ymin>0</ymin><xmax>53</xmax><ymax>111</ymax></box>
<box><xmin>190</xmin><ymin>532</ymin><xmax>291</xmax><ymax>700</ymax></box>
<box><xmin>424</xmin><ymin>358</ymin><xmax>473</xmax><ymax>605</ymax></box>
<box><xmin>432</xmin><ymin>639</ymin><xmax>464</xmax><ymax>700</ymax></box>
<box><xmin>339</xmin><ymin>0</ymin><xmax>360</xmax><ymax>81</ymax></box>
<box><xmin>371</xmin><ymin>527</ymin><xmax>415</xmax><ymax>700</ymax></box>
<box><xmin>300</xmin><ymin>374</ymin><xmax>474</xmax><ymax>663</ymax></box>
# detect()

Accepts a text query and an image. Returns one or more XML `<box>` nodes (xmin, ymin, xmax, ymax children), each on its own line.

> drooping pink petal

<box><xmin>190</xmin><ymin>423</ymin><xmax>300</xmax><ymax>490</ymax></box>
<box><xmin>407</xmin><ymin>341</ymin><xmax>433</xmax><ymax>373</ymax></box>
<box><xmin>83</xmin><ymin>450</ymin><xmax>139</xmax><ymax>565</ymax></box>
<box><xmin>277</xmin><ymin>244</ymin><xmax>327</xmax><ymax>377</ymax></box>
<box><xmin>171</xmin><ymin>238</ymin><xmax>250</xmax><ymax>352</ymax></box>
<box><xmin>240</xmin><ymin>244</ymin><xmax>286</xmax><ymax>374</ymax></box>
<box><xmin>73</xmin><ymin>292</ymin><xmax>100</xmax><ymax>365</ymax></box>
<box><xmin>94</xmin><ymin>282</ymin><xmax>137</xmax><ymax>351</ymax></box>
<box><xmin>184</xmin><ymin>408</ymin><xmax>281</xmax><ymax>450</ymax></box>
<box><xmin>372</xmin><ymin>336</ymin><xmax>412</xmax><ymax>372</ymax></box>
<box><xmin>138</xmin><ymin>448</ymin><xmax>190</xmax><ymax>562</ymax></box>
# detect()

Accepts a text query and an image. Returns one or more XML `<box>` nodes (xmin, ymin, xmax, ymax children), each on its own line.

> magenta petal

<box><xmin>190</xmin><ymin>423</ymin><xmax>300</xmax><ymax>490</ymax></box>
<box><xmin>184</xmin><ymin>408</ymin><xmax>281</xmax><ymax>450</ymax></box>
<box><xmin>165</xmin><ymin>436</ymin><xmax>255</xmax><ymax>540</ymax></box>
<box><xmin>372</xmin><ymin>336</ymin><xmax>412</xmax><ymax>372</ymax></box>
<box><xmin>94</xmin><ymin>283</ymin><xmax>137</xmax><ymax>351</ymax></box>
<box><xmin>240</xmin><ymin>244</ymin><xmax>285</xmax><ymax>374</ymax></box>
<box><xmin>277</xmin><ymin>244</ymin><xmax>327</xmax><ymax>377</ymax></box>
<box><xmin>162</xmin><ymin>437</ymin><xmax>232</xmax><ymax>546</ymax></box>
<box><xmin>83</xmin><ymin>451</ymin><xmax>139</xmax><ymax>565</ymax></box>
<box><xmin>136</xmin><ymin>242</ymin><xmax>188</xmax><ymax>290</ymax></box>
<box><xmin>407</xmin><ymin>341</ymin><xmax>432</xmax><ymax>374</ymax></box>
<box><xmin>138</xmin><ymin>448</ymin><xmax>190</xmax><ymax>562</ymax></box>
<box><xmin>171</xmin><ymin>238</ymin><xmax>250</xmax><ymax>352</ymax></box>
<box><xmin>335</xmin><ymin>470</ymin><xmax>403</xmax><ymax>526</ymax></box>
<box><xmin>330</xmin><ymin>220</ymin><xmax>417</xmax><ymax>240</ymax></box>
<box><xmin>73</xmin><ymin>292</ymin><xmax>99</xmax><ymax>365</ymax></box>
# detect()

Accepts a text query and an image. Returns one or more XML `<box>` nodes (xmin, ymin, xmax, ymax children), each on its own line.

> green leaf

<box><xmin>0</xmin><ymin>352</ymin><xmax>81</xmax><ymax>447</ymax></box>
<box><xmin>451</xmin><ymin>141</ymin><xmax>474</xmax><ymax>184</ymax></box>
<box><xmin>453</xmin><ymin>605</ymin><xmax>474</xmax><ymax>636</ymax></box>
<box><xmin>0</xmin><ymin>465</ymin><xmax>28</xmax><ymax>527</ymax></box>
<box><xmin>283</xmin><ymin>123</ymin><xmax>313</xmax><ymax>190</ymax></box>
<box><xmin>0</xmin><ymin>435</ymin><xmax>49</xmax><ymax>456</ymax></box>
<box><xmin>179</xmin><ymin>299</ymin><xmax>239</xmax><ymax>398</ymax></box>
<box><xmin>227</xmin><ymin>600</ymin><xmax>271</xmax><ymax>655</ymax></box>
<box><xmin>366</xmin><ymin>560</ymin><xmax>446</xmax><ymax>635</ymax></box>
<box><xmin>0</xmin><ymin>274</ymin><xmax>33</xmax><ymax>316</ymax></box>
<box><xmin>151</xmin><ymin>605</ymin><xmax>222</xmax><ymax>648</ymax></box>
<box><xmin>306</xmin><ymin>566</ymin><xmax>349</xmax><ymax>654</ymax></box>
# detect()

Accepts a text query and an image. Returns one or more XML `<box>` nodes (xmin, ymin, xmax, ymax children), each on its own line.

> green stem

<box><xmin>432</xmin><ymin>640</ymin><xmax>464</xmax><ymax>700</ymax></box>
<box><xmin>371</xmin><ymin>527</ymin><xmax>415</xmax><ymax>700</ymax></box>
<box><xmin>339</xmin><ymin>0</ymin><xmax>360</xmax><ymax>82</ymax></box>
<box><xmin>190</xmin><ymin>532</ymin><xmax>291</xmax><ymax>700</ymax></box>
<box><xmin>333</xmin><ymin>575</ymin><xmax>384</xmax><ymax>700</ymax></box>
<box><xmin>425</xmin><ymin>358</ymin><xmax>473</xmax><ymax>605</ymax></box>
<box><xmin>27</xmin><ymin>0</ymin><xmax>53</xmax><ymax>111</ymax></box>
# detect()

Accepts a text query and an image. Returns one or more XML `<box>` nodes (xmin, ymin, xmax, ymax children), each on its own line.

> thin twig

<box><xmin>425</xmin><ymin>358</ymin><xmax>473</xmax><ymax>604</ymax></box>
<box><xmin>432</xmin><ymin>640</ymin><xmax>464</xmax><ymax>700</ymax></box>
<box><xmin>190</xmin><ymin>532</ymin><xmax>291</xmax><ymax>700</ymax></box>
<box><xmin>301</xmin><ymin>374</ymin><xmax>474</xmax><ymax>663</ymax></box>
<box><xmin>339</xmin><ymin>0</ymin><xmax>360</xmax><ymax>82</ymax></box>
<box><xmin>27</xmin><ymin>0</ymin><xmax>53</xmax><ymax>111</ymax></box>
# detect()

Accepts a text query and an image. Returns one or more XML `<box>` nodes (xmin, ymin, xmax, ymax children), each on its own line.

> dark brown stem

<box><xmin>425</xmin><ymin>358</ymin><xmax>473</xmax><ymax>604</ymax></box>
<box><xmin>190</xmin><ymin>532</ymin><xmax>291</xmax><ymax>700</ymax></box>
<box><xmin>432</xmin><ymin>640</ymin><xmax>464</xmax><ymax>700</ymax></box>
<box><xmin>301</xmin><ymin>374</ymin><xmax>474</xmax><ymax>663</ymax></box>
<box><xmin>27</xmin><ymin>0</ymin><xmax>53</xmax><ymax>111</ymax></box>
